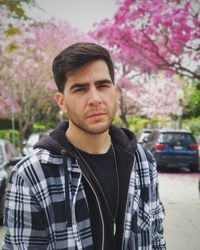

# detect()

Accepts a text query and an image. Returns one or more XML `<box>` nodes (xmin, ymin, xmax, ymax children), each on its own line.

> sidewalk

<box><xmin>158</xmin><ymin>172</ymin><xmax>200</xmax><ymax>250</ymax></box>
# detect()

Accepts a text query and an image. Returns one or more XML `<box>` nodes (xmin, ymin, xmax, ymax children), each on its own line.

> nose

<box><xmin>88</xmin><ymin>88</ymin><xmax>102</xmax><ymax>107</ymax></box>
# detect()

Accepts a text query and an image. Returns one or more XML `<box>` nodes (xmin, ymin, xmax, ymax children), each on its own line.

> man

<box><xmin>3</xmin><ymin>42</ymin><xmax>166</xmax><ymax>249</ymax></box>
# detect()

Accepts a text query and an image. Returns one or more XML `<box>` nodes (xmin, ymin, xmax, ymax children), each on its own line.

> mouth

<box><xmin>87</xmin><ymin>112</ymin><xmax>106</xmax><ymax>118</ymax></box>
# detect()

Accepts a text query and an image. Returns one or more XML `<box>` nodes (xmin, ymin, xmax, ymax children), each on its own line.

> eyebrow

<box><xmin>95</xmin><ymin>79</ymin><xmax>112</xmax><ymax>85</ymax></box>
<box><xmin>69</xmin><ymin>79</ymin><xmax>113</xmax><ymax>90</ymax></box>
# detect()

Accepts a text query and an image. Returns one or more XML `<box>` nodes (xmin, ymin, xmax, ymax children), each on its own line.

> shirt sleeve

<box><xmin>147</xmin><ymin>150</ymin><xmax>166</xmax><ymax>249</ymax></box>
<box><xmin>2</xmin><ymin>170</ymin><xmax>49</xmax><ymax>249</ymax></box>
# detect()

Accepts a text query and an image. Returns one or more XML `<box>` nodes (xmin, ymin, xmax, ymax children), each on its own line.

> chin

<box><xmin>86</xmin><ymin>123</ymin><xmax>110</xmax><ymax>135</ymax></box>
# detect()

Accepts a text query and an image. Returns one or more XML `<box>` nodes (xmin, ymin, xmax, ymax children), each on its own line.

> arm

<box><xmin>2</xmin><ymin>170</ymin><xmax>49</xmax><ymax>249</ymax></box>
<box><xmin>146</xmin><ymin>150</ymin><xmax>166</xmax><ymax>249</ymax></box>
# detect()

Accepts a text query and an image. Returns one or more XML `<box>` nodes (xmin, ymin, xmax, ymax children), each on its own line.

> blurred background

<box><xmin>0</xmin><ymin>0</ymin><xmax>200</xmax><ymax>249</ymax></box>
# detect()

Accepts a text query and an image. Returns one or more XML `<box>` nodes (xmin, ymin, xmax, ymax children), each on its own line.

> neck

<box><xmin>66</xmin><ymin>125</ymin><xmax>111</xmax><ymax>154</ymax></box>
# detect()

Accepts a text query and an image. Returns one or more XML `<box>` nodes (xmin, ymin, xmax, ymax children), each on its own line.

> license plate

<box><xmin>174</xmin><ymin>146</ymin><xmax>183</xmax><ymax>150</ymax></box>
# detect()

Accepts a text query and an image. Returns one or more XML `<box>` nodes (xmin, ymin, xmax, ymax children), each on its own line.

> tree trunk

<box><xmin>119</xmin><ymin>114</ymin><xmax>129</xmax><ymax>128</ymax></box>
<box><xmin>18</xmin><ymin>118</ymin><xmax>25</xmax><ymax>154</ymax></box>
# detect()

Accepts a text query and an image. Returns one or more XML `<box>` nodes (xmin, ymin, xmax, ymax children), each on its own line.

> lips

<box><xmin>87</xmin><ymin>112</ymin><xmax>106</xmax><ymax>118</ymax></box>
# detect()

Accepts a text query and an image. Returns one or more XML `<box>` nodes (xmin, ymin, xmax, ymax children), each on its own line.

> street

<box><xmin>0</xmin><ymin>170</ymin><xmax>199</xmax><ymax>249</ymax></box>
<box><xmin>159</xmin><ymin>170</ymin><xmax>200</xmax><ymax>250</ymax></box>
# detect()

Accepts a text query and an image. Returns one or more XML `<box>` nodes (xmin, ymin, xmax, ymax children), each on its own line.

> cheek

<box><xmin>65</xmin><ymin>98</ymin><xmax>80</xmax><ymax>114</ymax></box>
<box><xmin>110</xmin><ymin>92</ymin><xmax>118</xmax><ymax>105</ymax></box>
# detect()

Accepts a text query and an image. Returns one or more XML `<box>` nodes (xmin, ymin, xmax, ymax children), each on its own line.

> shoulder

<box><xmin>135</xmin><ymin>144</ymin><xmax>158</xmax><ymax>184</ymax></box>
<box><xmin>11</xmin><ymin>148</ymin><xmax>63</xmax><ymax>186</ymax></box>
<box><xmin>136</xmin><ymin>144</ymin><xmax>155</xmax><ymax>164</ymax></box>
<box><xmin>18</xmin><ymin>148</ymin><xmax>63</xmax><ymax>167</ymax></box>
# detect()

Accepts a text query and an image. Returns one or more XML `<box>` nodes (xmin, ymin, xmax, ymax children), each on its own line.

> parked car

<box><xmin>137</xmin><ymin>128</ymin><xmax>154</xmax><ymax>145</ymax></box>
<box><xmin>143</xmin><ymin>129</ymin><xmax>199</xmax><ymax>172</ymax></box>
<box><xmin>23</xmin><ymin>131</ymin><xmax>50</xmax><ymax>155</ymax></box>
<box><xmin>0</xmin><ymin>139</ymin><xmax>20</xmax><ymax>223</ymax></box>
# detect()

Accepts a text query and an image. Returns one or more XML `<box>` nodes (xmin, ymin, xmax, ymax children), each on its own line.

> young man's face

<box><xmin>56</xmin><ymin>60</ymin><xmax>118</xmax><ymax>135</ymax></box>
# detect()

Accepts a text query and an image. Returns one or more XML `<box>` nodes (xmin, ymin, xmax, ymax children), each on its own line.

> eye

<box><xmin>74</xmin><ymin>88</ymin><xmax>84</xmax><ymax>92</ymax></box>
<box><xmin>73</xmin><ymin>86</ymin><xmax>87</xmax><ymax>93</ymax></box>
<box><xmin>98</xmin><ymin>82</ymin><xmax>111</xmax><ymax>89</ymax></box>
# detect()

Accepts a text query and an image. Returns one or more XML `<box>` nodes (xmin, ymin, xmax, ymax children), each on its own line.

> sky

<box><xmin>24</xmin><ymin>0</ymin><xmax>119</xmax><ymax>32</ymax></box>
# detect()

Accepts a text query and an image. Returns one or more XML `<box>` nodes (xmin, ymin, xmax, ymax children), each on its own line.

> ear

<box><xmin>55</xmin><ymin>92</ymin><xmax>68</xmax><ymax>114</ymax></box>
<box><xmin>114</xmin><ymin>85</ymin><xmax>121</xmax><ymax>111</ymax></box>
<box><xmin>115</xmin><ymin>84</ymin><xmax>120</xmax><ymax>94</ymax></box>
<box><xmin>115</xmin><ymin>84</ymin><xmax>120</xmax><ymax>102</ymax></box>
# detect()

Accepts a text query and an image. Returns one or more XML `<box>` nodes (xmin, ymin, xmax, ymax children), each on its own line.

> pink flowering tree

<box><xmin>136</xmin><ymin>76</ymin><xmax>184</xmax><ymax>118</ymax></box>
<box><xmin>0</xmin><ymin>18</ymin><xmax>91</xmax><ymax>149</ymax></box>
<box><xmin>91</xmin><ymin>0</ymin><xmax>199</xmax><ymax>127</ymax></box>
<box><xmin>117</xmin><ymin>77</ymin><xmax>143</xmax><ymax>128</ymax></box>
<box><xmin>91</xmin><ymin>0</ymin><xmax>200</xmax><ymax>80</ymax></box>
<box><xmin>117</xmin><ymin>75</ymin><xmax>185</xmax><ymax>128</ymax></box>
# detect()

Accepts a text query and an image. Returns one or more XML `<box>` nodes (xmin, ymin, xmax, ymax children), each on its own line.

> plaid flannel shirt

<box><xmin>3</xmin><ymin>144</ymin><xmax>166</xmax><ymax>249</ymax></box>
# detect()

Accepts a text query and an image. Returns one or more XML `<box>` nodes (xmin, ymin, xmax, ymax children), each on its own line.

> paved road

<box><xmin>0</xmin><ymin>171</ymin><xmax>199</xmax><ymax>249</ymax></box>
<box><xmin>0</xmin><ymin>226</ymin><xmax>4</xmax><ymax>246</ymax></box>
<box><xmin>159</xmin><ymin>171</ymin><xmax>200</xmax><ymax>250</ymax></box>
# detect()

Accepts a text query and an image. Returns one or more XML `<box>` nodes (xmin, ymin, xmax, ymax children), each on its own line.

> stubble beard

<box><xmin>68</xmin><ymin>107</ymin><xmax>117</xmax><ymax>135</ymax></box>
<box><xmin>69</xmin><ymin>116</ymin><xmax>115</xmax><ymax>135</ymax></box>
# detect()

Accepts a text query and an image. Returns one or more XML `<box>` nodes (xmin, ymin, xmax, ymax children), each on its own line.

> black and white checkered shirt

<box><xmin>3</xmin><ymin>124</ymin><xmax>166</xmax><ymax>249</ymax></box>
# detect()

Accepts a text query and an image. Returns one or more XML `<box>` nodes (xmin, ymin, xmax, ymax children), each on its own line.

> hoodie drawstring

<box><xmin>62</xmin><ymin>149</ymin><xmax>72</xmax><ymax>227</ymax></box>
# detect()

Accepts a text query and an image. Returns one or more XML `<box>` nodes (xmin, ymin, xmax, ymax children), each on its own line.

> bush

<box><xmin>33</xmin><ymin>123</ymin><xmax>46</xmax><ymax>132</ymax></box>
<box><xmin>182</xmin><ymin>117</ymin><xmax>200</xmax><ymax>137</ymax></box>
<box><xmin>0</xmin><ymin>129</ymin><xmax>20</xmax><ymax>147</ymax></box>
<box><xmin>115</xmin><ymin>115</ymin><xmax>169</xmax><ymax>133</ymax></box>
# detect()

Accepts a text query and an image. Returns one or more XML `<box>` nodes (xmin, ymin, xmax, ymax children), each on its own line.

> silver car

<box><xmin>0</xmin><ymin>139</ymin><xmax>18</xmax><ymax>223</ymax></box>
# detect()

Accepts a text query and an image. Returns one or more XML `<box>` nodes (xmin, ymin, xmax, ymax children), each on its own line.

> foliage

<box><xmin>0</xmin><ymin>0</ymin><xmax>35</xmax><ymax>18</ymax></box>
<box><xmin>182</xmin><ymin>117</ymin><xmax>200</xmax><ymax>137</ymax></box>
<box><xmin>113</xmin><ymin>115</ymin><xmax>125</xmax><ymax>127</ymax></box>
<box><xmin>0</xmin><ymin>118</ymin><xmax>18</xmax><ymax>130</ymax></box>
<box><xmin>127</xmin><ymin>116</ymin><xmax>169</xmax><ymax>134</ymax></box>
<box><xmin>121</xmin><ymin>115</ymin><xmax>200</xmax><ymax>138</ymax></box>
<box><xmin>91</xmin><ymin>0</ymin><xmax>200</xmax><ymax>81</ymax></box>
<box><xmin>90</xmin><ymin>0</ymin><xmax>196</xmax><ymax>127</ymax></box>
<box><xmin>114</xmin><ymin>114</ymin><xmax>169</xmax><ymax>132</ymax></box>
<box><xmin>0</xmin><ymin>129</ymin><xmax>20</xmax><ymax>147</ymax></box>
<box><xmin>33</xmin><ymin>123</ymin><xmax>46</xmax><ymax>132</ymax></box>
<box><xmin>183</xmin><ymin>83</ymin><xmax>200</xmax><ymax>118</ymax></box>
<box><xmin>127</xmin><ymin>116</ymin><xmax>150</xmax><ymax>132</ymax></box>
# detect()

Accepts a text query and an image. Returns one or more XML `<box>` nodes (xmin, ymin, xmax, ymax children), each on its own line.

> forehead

<box><xmin>66</xmin><ymin>60</ymin><xmax>111</xmax><ymax>84</ymax></box>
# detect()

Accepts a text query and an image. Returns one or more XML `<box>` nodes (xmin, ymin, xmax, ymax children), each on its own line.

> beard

<box><xmin>70</xmin><ymin>118</ymin><xmax>114</xmax><ymax>135</ymax></box>
<box><xmin>68</xmin><ymin>114</ymin><xmax>115</xmax><ymax>135</ymax></box>
<box><xmin>67</xmin><ymin>105</ymin><xmax>117</xmax><ymax>135</ymax></box>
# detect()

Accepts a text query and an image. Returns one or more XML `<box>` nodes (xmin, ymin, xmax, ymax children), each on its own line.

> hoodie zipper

<box><xmin>76</xmin><ymin>159</ymin><xmax>105</xmax><ymax>250</ymax></box>
<box><xmin>121</xmin><ymin>157</ymin><xmax>136</xmax><ymax>250</ymax></box>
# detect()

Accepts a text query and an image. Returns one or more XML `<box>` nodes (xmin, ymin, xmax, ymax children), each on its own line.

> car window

<box><xmin>158</xmin><ymin>133</ymin><xmax>195</xmax><ymax>143</ymax></box>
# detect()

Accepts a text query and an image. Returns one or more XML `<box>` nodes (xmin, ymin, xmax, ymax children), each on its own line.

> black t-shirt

<box><xmin>78</xmin><ymin>144</ymin><xmax>134</xmax><ymax>250</ymax></box>
<box><xmin>79</xmin><ymin>146</ymin><xmax>117</xmax><ymax>249</ymax></box>
<box><xmin>80</xmin><ymin>146</ymin><xmax>117</xmax><ymax>219</ymax></box>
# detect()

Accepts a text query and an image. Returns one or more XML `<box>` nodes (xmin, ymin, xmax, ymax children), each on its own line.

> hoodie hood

<box><xmin>34</xmin><ymin>121</ymin><xmax>137</xmax><ymax>156</ymax></box>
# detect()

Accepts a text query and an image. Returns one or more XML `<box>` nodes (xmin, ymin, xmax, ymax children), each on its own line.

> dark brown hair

<box><xmin>52</xmin><ymin>42</ymin><xmax>115</xmax><ymax>93</ymax></box>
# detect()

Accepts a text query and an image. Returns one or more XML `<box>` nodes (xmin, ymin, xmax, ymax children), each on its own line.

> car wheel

<box><xmin>190</xmin><ymin>164</ymin><xmax>199</xmax><ymax>173</ymax></box>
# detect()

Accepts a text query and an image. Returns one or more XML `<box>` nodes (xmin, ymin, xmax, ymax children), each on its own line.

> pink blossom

<box><xmin>91</xmin><ymin>0</ymin><xmax>199</xmax><ymax>80</ymax></box>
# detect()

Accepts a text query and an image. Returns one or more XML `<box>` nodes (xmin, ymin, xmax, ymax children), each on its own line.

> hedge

<box><xmin>0</xmin><ymin>129</ymin><xmax>20</xmax><ymax>147</ymax></box>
